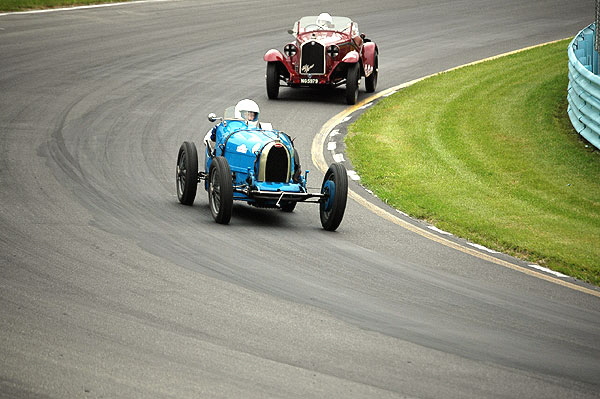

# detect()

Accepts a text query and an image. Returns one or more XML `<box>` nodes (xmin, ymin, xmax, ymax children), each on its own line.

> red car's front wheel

<box><xmin>266</xmin><ymin>62</ymin><xmax>279</xmax><ymax>99</ymax></box>
<box><xmin>365</xmin><ymin>52</ymin><xmax>378</xmax><ymax>93</ymax></box>
<box><xmin>345</xmin><ymin>62</ymin><xmax>360</xmax><ymax>105</ymax></box>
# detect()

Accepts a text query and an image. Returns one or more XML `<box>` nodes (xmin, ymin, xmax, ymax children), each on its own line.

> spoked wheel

<box><xmin>345</xmin><ymin>62</ymin><xmax>360</xmax><ymax>105</ymax></box>
<box><xmin>319</xmin><ymin>163</ymin><xmax>348</xmax><ymax>231</ymax></box>
<box><xmin>176</xmin><ymin>141</ymin><xmax>198</xmax><ymax>205</ymax></box>
<box><xmin>208</xmin><ymin>156</ymin><xmax>233</xmax><ymax>224</ymax></box>
<box><xmin>266</xmin><ymin>62</ymin><xmax>280</xmax><ymax>99</ymax></box>
<box><xmin>365</xmin><ymin>52</ymin><xmax>378</xmax><ymax>93</ymax></box>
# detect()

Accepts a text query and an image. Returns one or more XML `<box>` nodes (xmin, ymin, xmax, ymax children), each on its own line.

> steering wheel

<box><xmin>303</xmin><ymin>23</ymin><xmax>325</xmax><ymax>31</ymax></box>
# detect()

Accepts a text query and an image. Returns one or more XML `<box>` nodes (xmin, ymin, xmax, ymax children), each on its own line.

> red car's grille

<box><xmin>300</xmin><ymin>41</ymin><xmax>325</xmax><ymax>75</ymax></box>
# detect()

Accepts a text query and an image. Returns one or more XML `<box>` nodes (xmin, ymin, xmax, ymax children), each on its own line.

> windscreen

<box><xmin>294</xmin><ymin>16</ymin><xmax>356</xmax><ymax>34</ymax></box>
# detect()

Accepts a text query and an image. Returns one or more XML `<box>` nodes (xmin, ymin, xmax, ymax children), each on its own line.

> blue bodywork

<box><xmin>204</xmin><ymin>111</ymin><xmax>318</xmax><ymax>208</ymax></box>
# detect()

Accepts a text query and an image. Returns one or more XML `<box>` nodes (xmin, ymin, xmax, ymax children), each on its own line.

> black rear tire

<box><xmin>292</xmin><ymin>148</ymin><xmax>302</xmax><ymax>182</ymax></box>
<box><xmin>266</xmin><ymin>62</ymin><xmax>280</xmax><ymax>99</ymax></box>
<box><xmin>280</xmin><ymin>201</ymin><xmax>297</xmax><ymax>212</ymax></box>
<box><xmin>281</xmin><ymin>148</ymin><xmax>301</xmax><ymax>212</ymax></box>
<box><xmin>208</xmin><ymin>157</ymin><xmax>233</xmax><ymax>224</ymax></box>
<box><xmin>176</xmin><ymin>141</ymin><xmax>198</xmax><ymax>205</ymax></box>
<box><xmin>345</xmin><ymin>62</ymin><xmax>360</xmax><ymax>105</ymax></box>
<box><xmin>319</xmin><ymin>163</ymin><xmax>348</xmax><ymax>231</ymax></box>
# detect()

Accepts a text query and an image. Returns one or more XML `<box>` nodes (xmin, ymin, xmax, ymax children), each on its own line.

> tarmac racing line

<box><xmin>311</xmin><ymin>45</ymin><xmax>600</xmax><ymax>299</ymax></box>
<box><xmin>8</xmin><ymin>0</ymin><xmax>593</xmax><ymax>297</ymax></box>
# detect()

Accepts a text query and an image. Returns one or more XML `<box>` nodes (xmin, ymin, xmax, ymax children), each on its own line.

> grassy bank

<box><xmin>346</xmin><ymin>39</ymin><xmax>600</xmax><ymax>285</ymax></box>
<box><xmin>0</xmin><ymin>0</ymin><xmax>127</xmax><ymax>12</ymax></box>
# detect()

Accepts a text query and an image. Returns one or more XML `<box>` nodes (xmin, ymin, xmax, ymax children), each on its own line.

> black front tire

<box><xmin>176</xmin><ymin>141</ymin><xmax>198</xmax><ymax>205</ymax></box>
<box><xmin>345</xmin><ymin>62</ymin><xmax>360</xmax><ymax>105</ymax></box>
<box><xmin>208</xmin><ymin>156</ymin><xmax>233</xmax><ymax>224</ymax></box>
<box><xmin>266</xmin><ymin>62</ymin><xmax>280</xmax><ymax>99</ymax></box>
<box><xmin>365</xmin><ymin>52</ymin><xmax>378</xmax><ymax>93</ymax></box>
<box><xmin>320</xmin><ymin>163</ymin><xmax>348</xmax><ymax>231</ymax></box>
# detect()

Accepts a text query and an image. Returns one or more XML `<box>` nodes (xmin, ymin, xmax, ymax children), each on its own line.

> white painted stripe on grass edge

<box><xmin>468</xmin><ymin>242</ymin><xmax>500</xmax><ymax>254</ymax></box>
<box><xmin>347</xmin><ymin>171</ymin><xmax>360</xmax><ymax>181</ymax></box>
<box><xmin>528</xmin><ymin>264</ymin><xmax>569</xmax><ymax>278</ymax></box>
<box><xmin>428</xmin><ymin>226</ymin><xmax>453</xmax><ymax>236</ymax></box>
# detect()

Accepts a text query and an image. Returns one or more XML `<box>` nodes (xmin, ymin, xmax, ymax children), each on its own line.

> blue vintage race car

<box><xmin>176</xmin><ymin>105</ymin><xmax>348</xmax><ymax>231</ymax></box>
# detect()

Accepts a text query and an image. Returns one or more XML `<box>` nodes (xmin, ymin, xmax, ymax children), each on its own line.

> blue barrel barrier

<box><xmin>567</xmin><ymin>23</ymin><xmax>600</xmax><ymax>150</ymax></box>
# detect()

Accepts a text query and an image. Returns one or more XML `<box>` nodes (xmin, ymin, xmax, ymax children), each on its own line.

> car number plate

<box><xmin>300</xmin><ymin>78</ymin><xmax>319</xmax><ymax>84</ymax></box>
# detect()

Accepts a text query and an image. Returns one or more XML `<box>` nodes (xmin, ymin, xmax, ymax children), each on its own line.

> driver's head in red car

<box><xmin>316</xmin><ymin>12</ymin><xmax>333</xmax><ymax>29</ymax></box>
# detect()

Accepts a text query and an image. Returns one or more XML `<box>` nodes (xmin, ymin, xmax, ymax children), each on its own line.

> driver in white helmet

<box><xmin>316</xmin><ymin>12</ymin><xmax>333</xmax><ymax>29</ymax></box>
<box><xmin>204</xmin><ymin>99</ymin><xmax>261</xmax><ymax>152</ymax></box>
<box><xmin>234</xmin><ymin>98</ymin><xmax>260</xmax><ymax>127</ymax></box>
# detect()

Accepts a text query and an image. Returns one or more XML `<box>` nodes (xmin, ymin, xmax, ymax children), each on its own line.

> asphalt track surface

<box><xmin>1</xmin><ymin>0</ymin><xmax>599</xmax><ymax>398</ymax></box>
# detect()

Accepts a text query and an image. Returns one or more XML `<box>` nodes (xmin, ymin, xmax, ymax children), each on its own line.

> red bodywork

<box><xmin>264</xmin><ymin>16</ymin><xmax>378</xmax><ymax>103</ymax></box>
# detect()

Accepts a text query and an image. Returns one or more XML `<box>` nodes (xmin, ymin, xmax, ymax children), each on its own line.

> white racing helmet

<box><xmin>234</xmin><ymin>99</ymin><xmax>260</xmax><ymax>126</ymax></box>
<box><xmin>316</xmin><ymin>12</ymin><xmax>333</xmax><ymax>28</ymax></box>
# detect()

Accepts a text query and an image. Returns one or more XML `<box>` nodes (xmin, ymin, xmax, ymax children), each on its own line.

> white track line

<box><xmin>0</xmin><ymin>0</ymin><xmax>171</xmax><ymax>17</ymax></box>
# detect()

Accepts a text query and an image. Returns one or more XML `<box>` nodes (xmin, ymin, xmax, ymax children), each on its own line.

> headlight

<box><xmin>326</xmin><ymin>45</ymin><xmax>339</xmax><ymax>59</ymax></box>
<box><xmin>284</xmin><ymin>43</ymin><xmax>297</xmax><ymax>57</ymax></box>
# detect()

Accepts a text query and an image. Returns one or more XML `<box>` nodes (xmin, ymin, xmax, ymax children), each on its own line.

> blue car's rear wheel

<box><xmin>281</xmin><ymin>148</ymin><xmax>303</xmax><ymax>212</ymax></box>
<box><xmin>176</xmin><ymin>141</ymin><xmax>198</xmax><ymax>205</ymax></box>
<box><xmin>280</xmin><ymin>201</ymin><xmax>296</xmax><ymax>212</ymax></box>
<box><xmin>208</xmin><ymin>156</ymin><xmax>233</xmax><ymax>224</ymax></box>
<box><xmin>320</xmin><ymin>163</ymin><xmax>348</xmax><ymax>231</ymax></box>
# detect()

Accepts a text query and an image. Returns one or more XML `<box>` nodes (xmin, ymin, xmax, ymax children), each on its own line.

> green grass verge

<box><xmin>346</xmin><ymin>39</ymin><xmax>600</xmax><ymax>286</ymax></box>
<box><xmin>0</xmin><ymin>0</ymin><xmax>127</xmax><ymax>12</ymax></box>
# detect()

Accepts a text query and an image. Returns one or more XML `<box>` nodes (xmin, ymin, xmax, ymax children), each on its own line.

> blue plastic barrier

<box><xmin>567</xmin><ymin>23</ymin><xmax>600</xmax><ymax>149</ymax></box>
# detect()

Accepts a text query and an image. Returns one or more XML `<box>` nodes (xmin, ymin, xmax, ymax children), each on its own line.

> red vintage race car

<box><xmin>264</xmin><ymin>13</ymin><xmax>378</xmax><ymax>105</ymax></box>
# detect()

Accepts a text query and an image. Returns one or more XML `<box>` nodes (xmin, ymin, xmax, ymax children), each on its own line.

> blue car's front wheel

<box><xmin>320</xmin><ymin>163</ymin><xmax>348</xmax><ymax>231</ymax></box>
<box><xmin>208</xmin><ymin>156</ymin><xmax>233</xmax><ymax>224</ymax></box>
